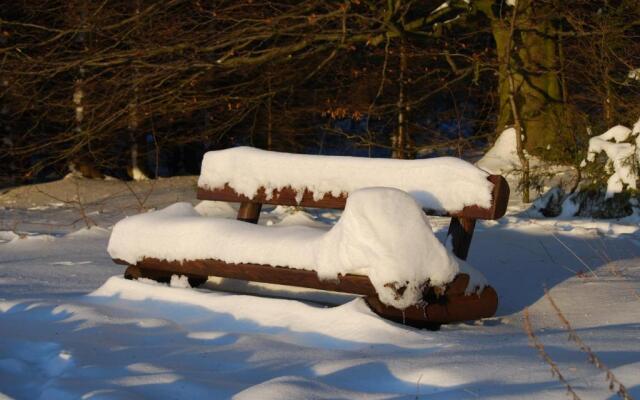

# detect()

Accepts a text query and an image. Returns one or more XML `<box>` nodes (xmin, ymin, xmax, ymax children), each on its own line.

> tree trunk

<box><xmin>127</xmin><ymin>0</ymin><xmax>150</xmax><ymax>181</ymax></box>
<box><xmin>483</xmin><ymin>0</ymin><xmax>566</xmax><ymax>160</ymax></box>
<box><xmin>392</xmin><ymin>39</ymin><xmax>409</xmax><ymax>159</ymax></box>
<box><xmin>503</xmin><ymin>3</ymin><xmax>530</xmax><ymax>203</ymax></box>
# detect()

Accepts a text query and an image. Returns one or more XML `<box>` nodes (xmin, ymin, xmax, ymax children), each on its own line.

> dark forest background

<box><xmin>1</xmin><ymin>0</ymin><xmax>639</xmax><ymax>196</ymax></box>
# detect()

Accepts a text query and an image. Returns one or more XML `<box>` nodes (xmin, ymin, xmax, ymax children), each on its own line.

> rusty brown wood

<box><xmin>488</xmin><ymin>174</ymin><xmax>510</xmax><ymax>220</ymax></box>
<box><xmin>237</xmin><ymin>202</ymin><xmax>262</xmax><ymax>223</ymax></box>
<box><xmin>125</xmin><ymin>265</ymin><xmax>169</xmax><ymax>282</ymax></box>
<box><xmin>197</xmin><ymin>175</ymin><xmax>509</xmax><ymax>220</ymax></box>
<box><xmin>447</xmin><ymin>217</ymin><xmax>477</xmax><ymax>260</ymax></box>
<box><xmin>121</xmin><ymin>257</ymin><xmax>498</xmax><ymax>325</ymax></box>
<box><xmin>197</xmin><ymin>185</ymin><xmax>348</xmax><ymax>210</ymax></box>
<box><xmin>124</xmin><ymin>265</ymin><xmax>207</xmax><ymax>287</ymax></box>
<box><xmin>365</xmin><ymin>286</ymin><xmax>498</xmax><ymax>328</ymax></box>
<box><xmin>134</xmin><ymin>257</ymin><xmax>378</xmax><ymax>296</ymax></box>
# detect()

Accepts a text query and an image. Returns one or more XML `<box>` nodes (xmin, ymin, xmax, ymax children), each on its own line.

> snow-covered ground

<box><xmin>1</xmin><ymin>176</ymin><xmax>639</xmax><ymax>399</ymax></box>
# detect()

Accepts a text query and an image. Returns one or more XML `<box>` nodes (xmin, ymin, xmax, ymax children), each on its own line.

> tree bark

<box><xmin>479</xmin><ymin>0</ymin><xmax>566</xmax><ymax>160</ymax></box>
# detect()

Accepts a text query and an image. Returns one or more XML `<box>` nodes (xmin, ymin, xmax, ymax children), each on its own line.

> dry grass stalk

<box><xmin>522</xmin><ymin>307</ymin><xmax>582</xmax><ymax>400</ymax></box>
<box><xmin>545</xmin><ymin>289</ymin><xmax>634</xmax><ymax>400</ymax></box>
<box><xmin>73</xmin><ymin>179</ymin><xmax>96</xmax><ymax>229</ymax></box>
<box><xmin>122</xmin><ymin>133</ymin><xmax>160</xmax><ymax>213</ymax></box>
<box><xmin>34</xmin><ymin>180</ymin><xmax>96</xmax><ymax>229</ymax></box>
<box><xmin>121</xmin><ymin>180</ymin><xmax>147</xmax><ymax>212</ymax></box>
<box><xmin>550</xmin><ymin>232</ymin><xmax>599</xmax><ymax>278</ymax></box>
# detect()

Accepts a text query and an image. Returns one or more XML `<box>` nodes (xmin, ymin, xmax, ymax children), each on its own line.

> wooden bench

<box><xmin>116</xmin><ymin>159</ymin><xmax>509</xmax><ymax>330</ymax></box>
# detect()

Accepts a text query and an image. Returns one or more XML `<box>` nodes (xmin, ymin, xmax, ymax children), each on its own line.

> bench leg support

<box><xmin>447</xmin><ymin>217</ymin><xmax>476</xmax><ymax>260</ymax></box>
<box><xmin>124</xmin><ymin>265</ymin><xmax>207</xmax><ymax>287</ymax></box>
<box><xmin>237</xmin><ymin>202</ymin><xmax>262</xmax><ymax>224</ymax></box>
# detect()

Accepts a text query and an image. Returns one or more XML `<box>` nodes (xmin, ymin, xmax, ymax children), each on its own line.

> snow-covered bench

<box><xmin>109</xmin><ymin>147</ymin><xmax>509</xmax><ymax>329</ymax></box>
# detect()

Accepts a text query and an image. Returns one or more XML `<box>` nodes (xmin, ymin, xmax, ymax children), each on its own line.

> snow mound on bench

<box><xmin>317</xmin><ymin>188</ymin><xmax>459</xmax><ymax>308</ymax></box>
<box><xmin>198</xmin><ymin>147</ymin><xmax>493</xmax><ymax>212</ymax></box>
<box><xmin>108</xmin><ymin>188</ymin><xmax>462</xmax><ymax>309</ymax></box>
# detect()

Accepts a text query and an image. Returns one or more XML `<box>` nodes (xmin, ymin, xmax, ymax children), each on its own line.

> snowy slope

<box><xmin>1</xmin><ymin>176</ymin><xmax>639</xmax><ymax>399</ymax></box>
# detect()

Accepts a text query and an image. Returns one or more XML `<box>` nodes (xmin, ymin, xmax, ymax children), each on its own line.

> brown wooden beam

<box><xmin>197</xmin><ymin>175</ymin><xmax>509</xmax><ymax>220</ymax></box>
<box><xmin>447</xmin><ymin>217</ymin><xmax>476</xmax><ymax>260</ymax></box>
<box><xmin>118</xmin><ymin>257</ymin><xmax>499</xmax><ymax>325</ymax></box>
<box><xmin>365</xmin><ymin>286</ymin><xmax>498</xmax><ymax>328</ymax></box>
<box><xmin>134</xmin><ymin>257</ymin><xmax>378</xmax><ymax>296</ymax></box>
<box><xmin>237</xmin><ymin>202</ymin><xmax>262</xmax><ymax>223</ymax></box>
<box><xmin>197</xmin><ymin>185</ymin><xmax>348</xmax><ymax>210</ymax></box>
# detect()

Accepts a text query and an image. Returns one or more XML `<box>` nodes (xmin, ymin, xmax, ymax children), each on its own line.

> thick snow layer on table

<box><xmin>198</xmin><ymin>146</ymin><xmax>493</xmax><ymax>212</ymax></box>
<box><xmin>108</xmin><ymin>188</ymin><xmax>462</xmax><ymax>308</ymax></box>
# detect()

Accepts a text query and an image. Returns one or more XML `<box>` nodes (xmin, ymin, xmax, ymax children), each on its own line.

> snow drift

<box><xmin>583</xmin><ymin>123</ymin><xmax>640</xmax><ymax>198</ymax></box>
<box><xmin>108</xmin><ymin>187</ymin><xmax>463</xmax><ymax>308</ymax></box>
<box><xmin>475</xmin><ymin>127</ymin><xmax>521</xmax><ymax>175</ymax></box>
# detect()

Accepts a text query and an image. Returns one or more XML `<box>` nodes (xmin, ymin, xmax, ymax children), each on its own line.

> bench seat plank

<box><xmin>125</xmin><ymin>257</ymin><xmax>378</xmax><ymax>296</ymax></box>
<box><xmin>119</xmin><ymin>257</ymin><xmax>498</xmax><ymax>326</ymax></box>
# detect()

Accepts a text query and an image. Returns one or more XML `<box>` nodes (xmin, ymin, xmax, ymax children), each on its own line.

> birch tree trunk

<box><xmin>127</xmin><ymin>0</ymin><xmax>149</xmax><ymax>181</ymax></box>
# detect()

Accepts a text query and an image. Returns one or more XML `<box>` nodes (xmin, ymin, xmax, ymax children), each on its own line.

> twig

<box><xmin>121</xmin><ymin>180</ymin><xmax>146</xmax><ymax>212</ymax></box>
<box><xmin>550</xmin><ymin>232</ymin><xmax>599</xmax><ymax>278</ymax></box>
<box><xmin>73</xmin><ymin>179</ymin><xmax>96</xmax><ymax>229</ymax></box>
<box><xmin>504</xmin><ymin>2</ymin><xmax>530</xmax><ymax>203</ymax></box>
<box><xmin>523</xmin><ymin>209</ymin><xmax>604</xmax><ymax>279</ymax></box>
<box><xmin>545</xmin><ymin>289</ymin><xmax>634</xmax><ymax>400</ymax></box>
<box><xmin>522</xmin><ymin>307</ymin><xmax>582</xmax><ymax>400</ymax></box>
<box><xmin>34</xmin><ymin>180</ymin><xmax>95</xmax><ymax>229</ymax></box>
